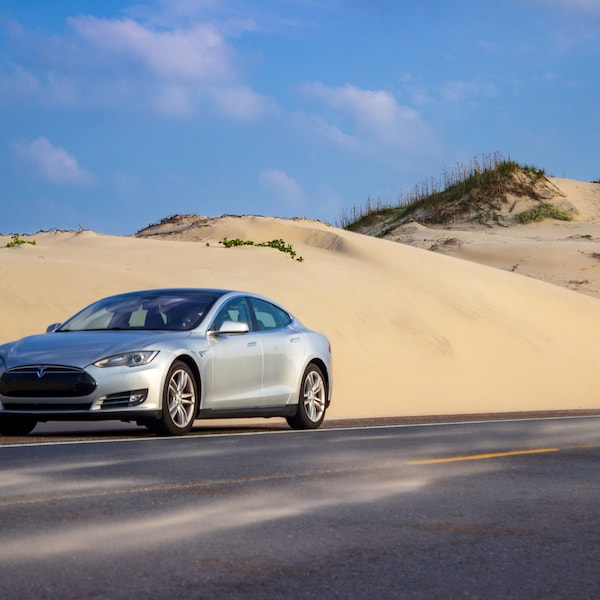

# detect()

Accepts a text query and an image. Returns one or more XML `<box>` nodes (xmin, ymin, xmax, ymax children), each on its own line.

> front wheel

<box><xmin>154</xmin><ymin>361</ymin><xmax>198</xmax><ymax>436</ymax></box>
<box><xmin>0</xmin><ymin>416</ymin><xmax>38</xmax><ymax>436</ymax></box>
<box><xmin>286</xmin><ymin>364</ymin><xmax>327</xmax><ymax>430</ymax></box>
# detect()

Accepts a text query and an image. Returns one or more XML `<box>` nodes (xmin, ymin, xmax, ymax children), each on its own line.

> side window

<box><xmin>212</xmin><ymin>298</ymin><xmax>253</xmax><ymax>331</ymax></box>
<box><xmin>249</xmin><ymin>298</ymin><xmax>291</xmax><ymax>331</ymax></box>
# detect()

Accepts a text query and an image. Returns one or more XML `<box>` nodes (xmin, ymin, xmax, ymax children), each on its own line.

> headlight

<box><xmin>93</xmin><ymin>351</ymin><xmax>159</xmax><ymax>368</ymax></box>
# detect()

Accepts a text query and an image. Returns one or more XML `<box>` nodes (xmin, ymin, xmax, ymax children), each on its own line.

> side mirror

<box><xmin>210</xmin><ymin>320</ymin><xmax>250</xmax><ymax>336</ymax></box>
<box><xmin>46</xmin><ymin>323</ymin><xmax>62</xmax><ymax>333</ymax></box>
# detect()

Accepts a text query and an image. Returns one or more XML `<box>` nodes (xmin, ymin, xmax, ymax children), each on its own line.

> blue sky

<box><xmin>1</xmin><ymin>0</ymin><xmax>599</xmax><ymax>235</ymax></box>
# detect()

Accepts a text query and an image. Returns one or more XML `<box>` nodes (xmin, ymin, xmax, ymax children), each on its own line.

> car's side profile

<box><xmin>0</xmin><ymin>289</ymin><xmax>332</xmax><ymax>436</ymax></box>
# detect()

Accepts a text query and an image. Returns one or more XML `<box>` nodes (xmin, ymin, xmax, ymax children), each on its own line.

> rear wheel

<box><xmin>286</xmin><ymin>364</ymin><xmax>327</xmax><ymax>430</ymax></box>
<box><xmin>0</xmin><ymin>416</ymin><xmax>38</xmax><ymax>436</ymax></box>
<box><xmin>153</xmin><ymin>361</ymin><xmax>198</xmax><ymax>436</ymax></box>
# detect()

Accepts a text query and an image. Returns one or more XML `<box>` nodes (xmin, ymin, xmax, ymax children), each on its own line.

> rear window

<box><xmin>249</xmin><ymin>298</ymin><xmax>291</xmax><ymax>331</ymax></box>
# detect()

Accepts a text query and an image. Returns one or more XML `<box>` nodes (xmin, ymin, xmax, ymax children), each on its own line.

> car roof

<box><xmin>99</xmin><ymin>289</ymin><xmax>285</xmax><ymax>305</ymax></box>
<box><xmin>104</xmin><ymin>288</ymin><xmax>233</xmax><ymax>299</ymax></box>
<box><xmin>98</xmin><ymin>288</ymin><xmax>292</xmax><ymax>309</ymax></box>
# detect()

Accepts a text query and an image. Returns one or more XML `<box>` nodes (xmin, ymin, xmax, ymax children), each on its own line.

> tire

<box><xmin>0</xmin><ymin>416</ymin><xmax>37</xmax><ymax>436</ymax></box>
<box><xmin>286</xmin><ymin>364</ymin><xmax>327</xmax><ymax>430</ymax></box>
<box><xmin>153</xmin><ymin>361</ymin><xmax>198</xmax><ymax>436</ymax></box>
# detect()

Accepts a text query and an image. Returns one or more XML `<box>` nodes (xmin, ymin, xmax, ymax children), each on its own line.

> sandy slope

<box><xmin>387</xmin><ymin>178</ymin><xmax>600</xmax><ymax>299</ymax></box>
<box><xmin>1</xmin><ymin>179</ymin><xmax>600</xmax><ymax>421</ymax></box>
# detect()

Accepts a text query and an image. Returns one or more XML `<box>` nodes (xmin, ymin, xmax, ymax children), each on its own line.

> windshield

<box><xmin>58</xmin><ymin>292</ymin><xmax>221</xmax><ymax>332</ymax></box>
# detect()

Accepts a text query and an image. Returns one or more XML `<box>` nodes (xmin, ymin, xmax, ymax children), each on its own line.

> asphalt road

<box><xmin>1</xmin><ymin>416</ymin><xmax>600</xmax><ymax>599</ymax></box>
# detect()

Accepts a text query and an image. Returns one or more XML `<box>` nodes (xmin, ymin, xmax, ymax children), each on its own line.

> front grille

<box><xmin>0</xmin><ymin>365</ymin><xmax>97</xmax><ymax>398</ymax></box>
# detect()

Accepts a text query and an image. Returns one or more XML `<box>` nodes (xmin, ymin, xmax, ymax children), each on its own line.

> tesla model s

<box><xmin>0</xmin><ymin>289</ymin><xmax>332</xmax><ymax>436</ymax></box>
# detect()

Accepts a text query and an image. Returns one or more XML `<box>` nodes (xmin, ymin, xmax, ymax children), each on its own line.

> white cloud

<box><xmin>57</xmin><ymin>15</ymin><xmax>271</xmax><ymax>121</ymax></box>
<box><xmin>0</xmin><ymin>58</ymin><xmax>40</xmax><ymax>105</ymax></box>
<box><xmin>68</xmin><ymin>17</ymin><xmax>233</xmax><ymax>83</ymax></box>
<box><xmin>0</xmin><ymin>9</ymin><xmax>274</xmax><ymax>122</ymax></box>
<box><xmin>14</xmin><ymin>137</ymin><xmax>94</xmax><ymax>185</ymax></box>
<box><xmin>312</xmin><ymin>117</ymin><xmax>360</xmax><ymax>150</ymax></box>
<box><xmin>305</xmin><ymin>82</ymin><xmax>412</xmax><ymax>133</ymax></box>
<box><xmin>300</xmin><ymin>82</ymin><xmax>436</xmax><ymax>157</ymax></box>
<box><xmin>152</xmin><ymin>84</ymin><xmax>195</xmax><ymax>117</ymax></box>
<box><xmin>208</xmin><ymin>85</ymin><xmax>268</xmax><ymax>121</ymax></box>
<box><xmin>259</xmin><ymin>169</ymin><xmax>304</xmax><ymax>208</ymax></box>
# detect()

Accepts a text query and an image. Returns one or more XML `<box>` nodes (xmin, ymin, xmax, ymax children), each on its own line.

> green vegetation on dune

<box><xmin>338</xmin><ymin>153</ymin><xmax>572</xmax><ymax>235</ymax></box>
<box><xmin>4</xmin><ymin>234</ymin><xmax>36</xmax><ymax>248</ymax></box>
<box><xmin>221</xmin><ymin>238</ymin><xmax>303</xmax><ymax>261</ymax></box>
<box><xmin>517</xmin><ymin>202</ymin><xmax>573</xmax><ymax>224</ymax></box>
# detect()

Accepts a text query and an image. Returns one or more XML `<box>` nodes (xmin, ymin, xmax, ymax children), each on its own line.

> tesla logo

<box><xmin>37</xmin><ymin>367</ymin><xmax>47</xmax><ymax>378</ymax></box>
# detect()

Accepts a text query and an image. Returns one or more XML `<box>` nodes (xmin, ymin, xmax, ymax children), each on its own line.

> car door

<box><xmin>202</xmin><ymin>297</ymin><xmax>264</xmax><ymax>409</ymax></box>
<box><xmin>248</xmin><ymin>297</ymin><xmax>305</xmax><ymax>406</ymax></box>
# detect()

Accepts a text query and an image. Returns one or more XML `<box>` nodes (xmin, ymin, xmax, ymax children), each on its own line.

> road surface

<box><xmin>1</xmin><ymin>416</ymin><xmax>600</xmax><ymax>599</ymax></box>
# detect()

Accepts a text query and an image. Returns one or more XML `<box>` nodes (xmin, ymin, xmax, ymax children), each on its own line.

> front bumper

<box><xmin>0</xmin><ymin>362</ymin><xmax>164</xmax><ymax>422</ymax></box>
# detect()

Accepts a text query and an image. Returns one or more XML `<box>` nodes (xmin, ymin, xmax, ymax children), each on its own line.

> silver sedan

<box><xmin>0</xmin><ymin>289</ymin><xmax>332</xmax><ymax>436</ymax></box>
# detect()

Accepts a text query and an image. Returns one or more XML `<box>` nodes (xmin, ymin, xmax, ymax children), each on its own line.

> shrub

<box><xmin>516</xmin><ymin>202</ymin><xmax>573</xmax><ymax>224</ymax></box>
<box><xmin>5</xmin><ymin>234</ymin><xmax>36</xmax><ymax>248</ymax></box>
<box><xmin>221</xmin><ymin>238</ymin><xmax>303</xmax><ymax>261</ymax></box>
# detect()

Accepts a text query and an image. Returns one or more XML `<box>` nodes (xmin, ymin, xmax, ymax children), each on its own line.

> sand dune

<box><xmin>387</xmin><ymin>178</ymin><xmax>600</xmax><ymax>299</ymax></box>
<box><xmin>1</xmin><ymin>178</ymin><xmax>600</xmax><ymax>421</ymax></box>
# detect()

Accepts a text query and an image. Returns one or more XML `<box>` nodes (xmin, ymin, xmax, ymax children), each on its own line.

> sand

<box><xmin>1</xmin><ymin>177</ymin><xmax>600</xmax><ymax>421</ymax></box>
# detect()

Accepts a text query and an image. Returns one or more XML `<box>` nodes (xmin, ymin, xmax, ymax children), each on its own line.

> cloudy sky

<box><xmin>1</xmin><ymin>0</ymin><xmax>599</xmax><ymax>235</ymax></box>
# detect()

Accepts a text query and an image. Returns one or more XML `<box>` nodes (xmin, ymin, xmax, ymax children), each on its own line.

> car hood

<box><xmin>0</xmin><ymin>331</ymin><xmax>189</xmax><ymax>369</ymax></box>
